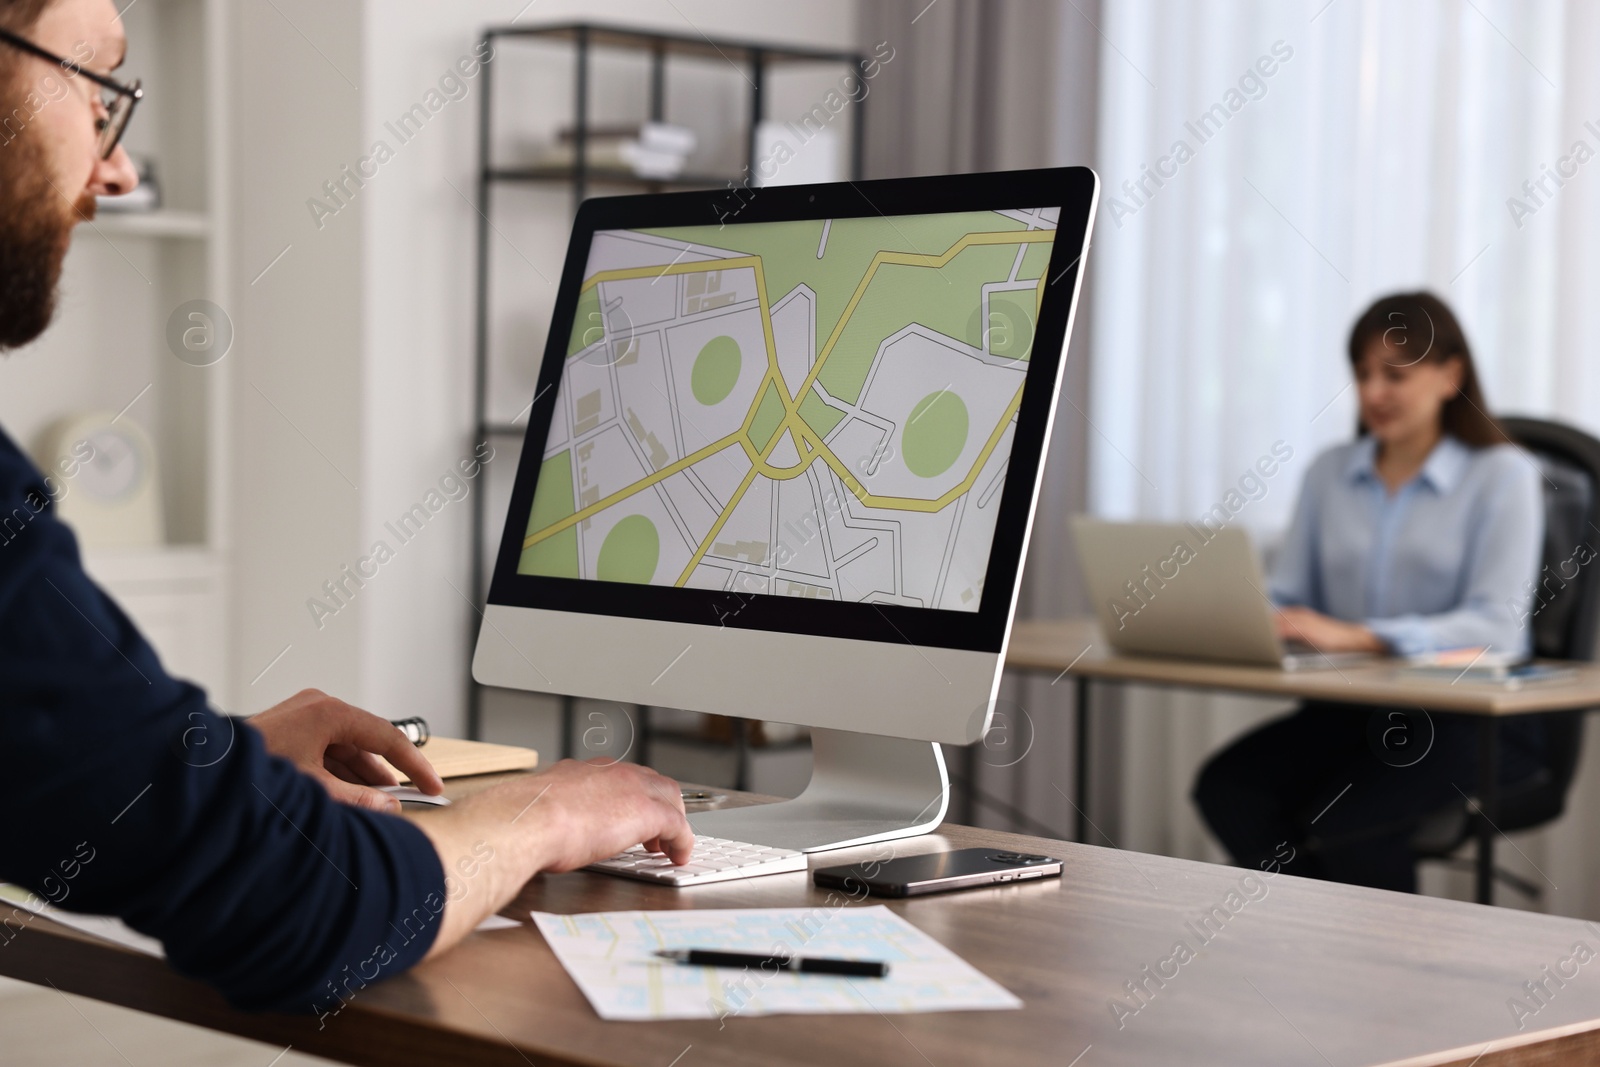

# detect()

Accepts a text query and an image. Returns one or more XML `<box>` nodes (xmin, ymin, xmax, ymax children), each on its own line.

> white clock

<box><xmin>35</xmin><ymin>412</ymin><xmax>164</xmax><ymax>549</ymax></box>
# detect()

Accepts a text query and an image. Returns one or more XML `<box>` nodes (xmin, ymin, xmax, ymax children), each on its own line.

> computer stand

<box><xmin>686</xmin><ymin>728</ymin><xmax>949</xmax><ymax>853</ymax></box>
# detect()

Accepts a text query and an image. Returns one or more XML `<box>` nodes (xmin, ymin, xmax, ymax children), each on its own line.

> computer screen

<box><xmin>484</xmin><ymin>169</ymin><xmax>1094</xmax><ymax>661</ymax></box>
<box><xmin>478</xmin><ymin>169</ymin><xmax>1096</xmax><ymax>745</ymax></box>
<box><xmin>515</xmin><ymin>208</ymin><xmax>1060</xmax><ymax>614</ymax></box>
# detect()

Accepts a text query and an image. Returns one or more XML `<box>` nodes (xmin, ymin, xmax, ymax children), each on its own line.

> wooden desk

<box><xmin>7</xmin><ymin>775</ymin><xmax>1600</xmax><ymax>1066</ymax></box>
<box><xmin>1004</xmin><ymin>618</ymin><xmax>1600</xmax><ymax>904</ymax></box>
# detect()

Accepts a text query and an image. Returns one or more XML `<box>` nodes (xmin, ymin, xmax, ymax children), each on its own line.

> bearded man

<box><xmin>0</xmin><ymin>0</ymin><xmax>692</xmax><ymax>1016</ymax></box>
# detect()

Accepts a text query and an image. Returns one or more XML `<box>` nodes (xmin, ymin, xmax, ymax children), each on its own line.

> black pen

<box><xmin>654</xmin><ymin>948</ymin><xmax>889</xmax><ymax>978</ymax></box>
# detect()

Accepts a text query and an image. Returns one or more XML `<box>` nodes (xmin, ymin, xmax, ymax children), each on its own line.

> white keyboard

<box><xmin>585</xmin><ymin>835</ymin><xmax>808</xmax><ymax>887</ymax></box>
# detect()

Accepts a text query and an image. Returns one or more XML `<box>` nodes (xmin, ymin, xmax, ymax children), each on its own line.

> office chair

<box><xmin>1409</xmin><ymin>417</ymin><xmax>1600</xmax><ymax>901</ymax></box>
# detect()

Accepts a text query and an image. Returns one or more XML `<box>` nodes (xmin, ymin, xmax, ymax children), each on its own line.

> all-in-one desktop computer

<box><xmin>473</xmin><ymin>167</ymin><xmax>1098</xmax><ymax>880</ymax></box>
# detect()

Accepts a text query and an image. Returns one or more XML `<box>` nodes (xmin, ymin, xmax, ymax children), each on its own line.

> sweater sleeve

<box><xmin>0</xmin><ymin>434</ymin><xmax>446</xmax><ymax>1015</ymax></box>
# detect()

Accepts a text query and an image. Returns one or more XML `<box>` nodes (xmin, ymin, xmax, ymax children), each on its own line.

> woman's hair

<box><xmin>1347</xmin><ymin>290</ymin><xmax>1508</xmax><ymax>447</ymax></box>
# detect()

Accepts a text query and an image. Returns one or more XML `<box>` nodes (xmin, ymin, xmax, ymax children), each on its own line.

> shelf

<box><xmin>487</xmin><ymin>166</ymin><xmax>734</xmax><ymax>189</ymax></box>
<box><xmin>81</xmin><ymin>544</ymin><xmax>222</xmax><ymax>587</ymax></box>
<box><xmin>488</xmin><ymin>21</ymin><xmax>862</xmax><ymax>67</ymax></box>
<box><xmin>5</xmin><ymin>0</ymin><xmax>234</xmax><ymax>703</ymax></box>
<box><xmin>466</xmin><ymin>21</ymin><xmax>867</xmax><ymax>740</ymax></box>
<box><xmin>89</xmin><ymin>209</ymin><xmax>210</xmax><ymax>239</ymax></box>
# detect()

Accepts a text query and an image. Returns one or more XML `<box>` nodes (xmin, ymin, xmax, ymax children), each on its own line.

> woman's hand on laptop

<box><xmin>249</xmin><ymin>689</ymin><xmax>445</xmax><ymax>812</ymax></box>
<box><xmin>1275</xmin><ymin>607</ymin><xmax>1388</xmax><ymax>654</ymax></box>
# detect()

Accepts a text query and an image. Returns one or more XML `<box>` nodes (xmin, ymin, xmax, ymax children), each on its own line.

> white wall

<box><xmin>230</xmin><ymin>0</ymin><xmax>857</xmax><ymax>733</ymax></box>
<box><xmin>228</xmin><ymin>0</ymin><xmax>365</xmax><ymax>713</ymax></box>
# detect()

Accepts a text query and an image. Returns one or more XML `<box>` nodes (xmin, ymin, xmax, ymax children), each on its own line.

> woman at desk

<box><xmin>1193</xmin><ymin>291</ymin><xmax>1546</xmax><ymax>892</ymax></box>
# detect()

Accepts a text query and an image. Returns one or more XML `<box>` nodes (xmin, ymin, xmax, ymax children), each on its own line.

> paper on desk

<box><xmin>0</xmin><ymin>883</ymin><xmax>164</xmax><ymax>957</ymax></box>
<box><xmin>0</xmin><ymin>883</ymin><xmax>522</xmax><ymax>955</ymax></box>
<box><xmin>531</xmin><ymin>905</ymin><xmax>1022</xmax><ymax>1021</ymax></box>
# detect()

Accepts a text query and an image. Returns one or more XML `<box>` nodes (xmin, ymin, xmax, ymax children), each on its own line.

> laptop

<box><xmin>1070</xmin><ymin>517</ymin><xmax>1376</xmax><ymax>670</ymax></box>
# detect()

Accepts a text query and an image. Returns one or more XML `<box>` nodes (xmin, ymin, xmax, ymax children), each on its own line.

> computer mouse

<box><xmin>380</xmin><ymin>785</ymin><xmax>451</xmax><ymax>807</ymax></box>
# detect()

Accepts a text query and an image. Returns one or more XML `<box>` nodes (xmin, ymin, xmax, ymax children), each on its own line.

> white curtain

<box><xmin>1088</xmin><ymin>0</ymin><xmax>1600</xmax><ymax>914</ymax></box>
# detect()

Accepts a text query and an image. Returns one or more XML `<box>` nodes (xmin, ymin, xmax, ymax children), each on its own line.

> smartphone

<box><xmin>812</xmin><ymin>848</ymin><xmax>1063</xmax><ymax>898</ymax></box>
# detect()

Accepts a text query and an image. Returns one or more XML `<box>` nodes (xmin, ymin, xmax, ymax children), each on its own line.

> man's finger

<box><xmin>654</xmin><ymin>817</ymin><xmax>695</xmax><ymax>865</ymax></box>
<box><xmin>318</xmin><ymin>771</ymin><xmax>400</xmax><ymax>813</ymax></box>
<box><xmin>323</xmin><ymin>754</ymin><xmax>363</xmax><ymax>785</ymax></box>
<box><xmin>328</xmin><ymin>744</ymin><xmax>401</xmax><ymax>788</ymax></box>
<box><xmin>322</xmin><ymin>701</ymin><xmax>445</xmax><ymax>794</ymax></box>
<box><xmin>647</xmin><ymin>797</ymin><xmax>695</xmax><ymax>864</ymax></box>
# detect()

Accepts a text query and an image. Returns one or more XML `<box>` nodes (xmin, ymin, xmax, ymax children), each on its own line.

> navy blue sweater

<box><xmin>0</xmin><ymin>424</ymin><xmax>446</xmax><ymax>1014</ymax></box>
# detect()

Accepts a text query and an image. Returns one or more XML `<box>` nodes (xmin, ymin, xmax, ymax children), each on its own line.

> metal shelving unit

<box><xmin>465</xmin><ymin>22</ymin><xmax>866</xmax><ymax>788</ymax></box>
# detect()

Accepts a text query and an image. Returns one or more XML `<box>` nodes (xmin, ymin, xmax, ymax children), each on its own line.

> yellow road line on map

<box><xmin>522</xmin><ymin>434</ymin><xmax>744</xmax><ymax>548</ymax></box>
<box><xmin>577</xmin><ymin>255</ymin><xmax>763</xmax><ymax>294</ymax></box>
<box><xmin>792</xmin><ymin>381</ymin><xmax>1024</xmax><ymax>514</ymax></box>
<box><xmin>529</xmin><ymin>228</ymin><xmax>1049</xmax><ymax>548</ymax></box>
<box><xmin>674</xmin><ymin>385</ymin><xmax>799</xmax><ymax>586</ymax></box>
<box><xmin>785</xmin><ymin>229</ymin><xmax>1054</xmax><ymax>409</ymax></box>
<box><xmin>673</xmin><ymin>464</ymin><xmax>759</xmax><ymax>587</ymax></box>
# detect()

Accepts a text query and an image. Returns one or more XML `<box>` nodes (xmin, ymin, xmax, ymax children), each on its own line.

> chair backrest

<box><xmin>1500</xmin><ymin>417</ymin><xmax>1600</xmax><ymax>663</ymax></box>
<box><xmin>1499</xmin><ymin>417</ymin><xmax>1600</xmax><ymax>799</ymax></box>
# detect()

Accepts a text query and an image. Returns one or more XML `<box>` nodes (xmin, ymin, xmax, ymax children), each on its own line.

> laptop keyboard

<box><xmin>584</xmin><ymin>835</ymin><xmax>808</xmax><ymax>887</ymax></box>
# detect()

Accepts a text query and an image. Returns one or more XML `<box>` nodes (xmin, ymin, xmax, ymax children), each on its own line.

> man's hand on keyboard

<box><xmin>405</xmin><ymin>757</ymin><xmax>695</xmax><ymax>962</ymax></box>
<box><xmin>519</xmin><ymin>758</ymin><xmax>694</xmax><ymax>872</ymax></box>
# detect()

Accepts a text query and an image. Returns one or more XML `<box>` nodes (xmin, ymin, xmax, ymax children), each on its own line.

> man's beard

<box><xmin>0</xmin><ymin>125</ymin><xmax>93</xmax><ymax>352</ymax></box>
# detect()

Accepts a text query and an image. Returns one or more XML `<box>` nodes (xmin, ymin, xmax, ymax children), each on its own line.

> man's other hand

<box><xmin>250</xmin><ymin>689</ymin><xmax>444</xmax><ymax>813</ymax></box>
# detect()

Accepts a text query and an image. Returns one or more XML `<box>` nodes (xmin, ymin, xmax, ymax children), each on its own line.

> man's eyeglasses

<box><xmin>0</xmin><ymin>28</ymin><xmax>141</xmax><ymax>159</ymax></box>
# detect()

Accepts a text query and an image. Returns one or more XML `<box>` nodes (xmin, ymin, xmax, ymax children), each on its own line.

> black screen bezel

<box><xmin>485</xmin><ymin>167</ymin><xmax>1096</xmax><ymax>653</ymax></box>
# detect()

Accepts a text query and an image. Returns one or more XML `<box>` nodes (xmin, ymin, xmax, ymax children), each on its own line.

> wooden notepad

<box><xmin>378</xmin><ymin>736</ymin><xmax>540</xmax><ymax>782</ymax></box>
